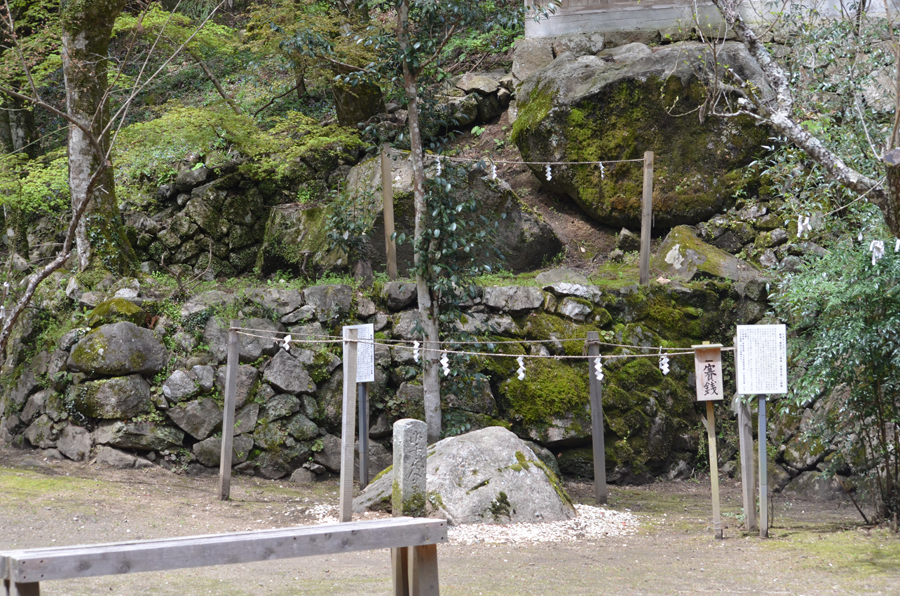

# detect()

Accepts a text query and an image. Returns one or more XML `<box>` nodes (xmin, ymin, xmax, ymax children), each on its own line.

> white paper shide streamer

<box><xmin>436</xmin><ymin>155</ymin><xmax>442</xmax><ymax>176</ymax></box>
<box><xmin>870</xmin><ymin>240</ymin><xmax>885</xmax><ymax>266</ymax></box>
<box><xmin>545</xmin><ymin>164</ymin><xmax>552</xmax><ymax>181</ymax></box>
<box><xmin>797</xmin><ymin>215</ymin><xmax>812</xmax><ymax>238</ymax></box>
<box><xmin>594</xmin><ymin>356</ymin><xmax>604</xmax><ymax>382</ymax></box>
<box><xmin>491</xmin><ymin>163</ymin><xmax>497</xmax><ymax>180</ymax></box>
<box><xmin>599</xmin><ymin>162</ymin><xmax>605</xmax><ymax>180</ymax></box>
<box><xmin>440</xmin><ymin>352</ymin><xmax>450</xmax><ymax>376</ymax></box>
<box><xmin>896</xmin><ymin>239</ymin><xmax>900</xmax><ymax>253</ymax></box>
<box><xmin>413</xmin><ymin>340</ymin><xmax>420</xmax><ymax>363</ymax></box>
<box><xmin>281</xmin><ymin>334</ymin><xmax>292</xmax><ymax>352</ymax></box>
<box><xmin>516</xmin><ymin>355</ymin><xmax>526</xmax><ymax>381</ymax></box>
<box><xmin>659</xmin><ymin>350</ymin><xmax>670</xmax><ymax>376</ymax></box>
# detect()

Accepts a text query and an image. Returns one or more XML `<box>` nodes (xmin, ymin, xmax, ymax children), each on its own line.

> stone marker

<box><xmin>393</xmin><ymin>418</ymin><xmax>427</xmax><ymax>517</ymax></box>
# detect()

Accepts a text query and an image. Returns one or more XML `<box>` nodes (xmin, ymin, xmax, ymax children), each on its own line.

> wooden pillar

<box><xmin>381</xmin><ymin>147</ymin><xmax>398</xmax><ymax>280</ymax></box>
<box><xmin>218</xmin><ymin>320</ymin><xmax>239</xmax><ymax>501</ymax></box>
<box><xmin>409</xmin><ymin>544</ymin><xmax>440</xmax><ymax>596</ymax></box>
<box><xmin>759</xmin><ymin>396</ymin><xmax>769</xmax><ymax>538</ymax></box>
<box><xmin>339</xmin><ymin>327</ymin><xmax>359</xmax><ymax>522</ymax></box>
<box><xmin>9</xmin><ymin>581</ymin><xmax>39</xmax><ymax>596</ymax></box>
<box><xmin>586</xmin><ymin>332</ymin><xmax>607</xmax><ymax>505</ymax></box>
<box><xmin>392</xmin><ymin>547</ymin><xmax>410</xmax><ymax>596</ymax></box>
<box><xmin>639</xmin><ymin>150</ymin><xmax>654</xmax><ymax>285</ymax></box>
<box><xmin>358</xmin><ymin>383</ymin><xmax>370</xmax><ymax>488</ymax></box>
<box><xmin>733</xmin><ymin>336</ymin><xmax>757</xmax><ymax>531</ymax></box>
<box><xmin>705</xmin><ymin>401</ymin><xmax>723</xmax><ymax>539</ymax></box>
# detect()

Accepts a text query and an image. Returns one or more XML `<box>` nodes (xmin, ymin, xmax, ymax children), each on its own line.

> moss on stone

<box><xmin>501</xmin><ymin>358</ymin><xmax>589</xmax><ymax>426</ymax></box>
<box><xmin>87</xmin><ymin>298</ymin><xmax>146</xmax><ymax>329</ymax></box>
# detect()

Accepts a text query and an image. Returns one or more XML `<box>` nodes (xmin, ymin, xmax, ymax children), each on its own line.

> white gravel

<box><xmin>448</xmin><ymin>504</ymin><xmax>638</xmax><ymax>546</ymax></box>
<box><xmin>292</xmin><ymin>503</ymin><xmax>639</xmax><ymax>546</ymax></box>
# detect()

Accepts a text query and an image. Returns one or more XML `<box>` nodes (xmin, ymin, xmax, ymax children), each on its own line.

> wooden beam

<box><xmin>759</xmin><ymin>396</ymin><xmax>769</xmax><ymax>538</ymax></box>
<box><xmin>358</xmin><ymin>383</ymin><xmax>369</xmax><ymax>488</ymax></box>
<box><xmin>1</xmin><ymin>518</ymin><xmax>447</xmax><ymax>583</ymax></box>
<box><xmin>339</xmin><ymin>327</ymin><xmax>359</xmax><ymax>522</ymax></box>
<box><xmin>392</xmin><ymin>547</ymin><xmax>410</xmax><ymax>596</ymax></box>
<box><xmin>382</xmin><ymin>147</ymin><xmax>398</xmax><ymax>280</ymax></box>
<box><xmin>218</xmin><ymin>320</ymin><xmax>239</xmax><ymax>501</ymax></box>
<box><xmin>639</xmin><ymin>150</ymin><xmax>654</xmax><ymax>285</ymax></box>
<box><xmin>409</xmin><ymin>544</ymin><xmax>440</xmax><ymax>596</ymax></box>
<box><xmin>706</xmin><ymin>401</ymin><xmax>723</xmax><ymax>539</ymax></box>
<box><xmin>586</xmin><ymin>332</ymin><xmax>607</xmax><ymax>505</ymax></box>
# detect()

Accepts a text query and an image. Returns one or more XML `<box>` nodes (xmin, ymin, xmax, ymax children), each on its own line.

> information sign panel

<box><xmin>736</xmin><ymin>325</ymin><xmax>787</xmax><ymax>395</ymax></box>
<box><xmin>343</xmin><ymin>324</ymin><xmax>375</xmax><ymax>383</ymax></box>
<box><xmin>693</xmin><ymin>344</ymin><xmax>723</xmax><ymax>401</ymax></box>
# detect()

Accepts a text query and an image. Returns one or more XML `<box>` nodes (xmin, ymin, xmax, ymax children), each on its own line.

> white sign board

<box><xmin>693</xmin><ymin>345</ymin><xmax>724</xmax><ymax>402</ymax></box>
<box><xmin>343</xmin><ymin>324</ymin><xmax>375</xmax><ymax>384</ymax></box>
<box><xmin>736</xmin><ymin>324</ymin><xmax>787</xmax><ymax>395</ymax></box>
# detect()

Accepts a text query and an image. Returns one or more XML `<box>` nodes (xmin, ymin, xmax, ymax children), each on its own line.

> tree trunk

<box><xmin>61</xmin><ymin>0</ymin><xmax>136</xmax><ymax>275</ymax></box>
<box><xmin>2</xmin><ymin>94</ymin><xmax>36</xmax><ymax>257</ymax></box>
<box><xmin>398</xmin><ymin>0</ymin><xmax>441</xmax><ymax>443</ymax></box>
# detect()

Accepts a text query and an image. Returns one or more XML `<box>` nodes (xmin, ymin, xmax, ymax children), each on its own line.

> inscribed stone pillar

<box><xmin>392</xmin><ymin>418</ymin><xmax>427</xmax><ymax>517</ymax></box>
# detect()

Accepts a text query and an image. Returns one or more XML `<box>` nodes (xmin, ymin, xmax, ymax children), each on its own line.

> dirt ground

<box><xmin>2</xmin><ymin>448</ymin><xmax>899</xmax><ymax>596</ymax></box>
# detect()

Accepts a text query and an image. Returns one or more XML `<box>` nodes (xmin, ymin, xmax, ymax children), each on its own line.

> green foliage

<box><xmin>772</xmin><ymin>232</ymin><xmax>900</xmax><ymax>522</ymax></box>
<box><xmin>0</xmin><ymin>149</ymin><xmax>69</xmax><ymax>214</ymax></box>
<box><xmin>325</xmin><ymin>186</ymin><xmax>378</xmax><ymax>265</ymax></box>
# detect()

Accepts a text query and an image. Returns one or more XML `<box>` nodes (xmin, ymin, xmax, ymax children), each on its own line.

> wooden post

<box><xmin>639</xmin><ymin>150</ymin><xmax>654</xmax><ymax>285</ymax></box>
<box><xmin>392</xmin><ymin>547</ymin><xmax>410</xmax><ymax>596</ymax></box>
<box><xmin>733</xmin><ymin>336</ymin><xmax>757</xmax><ymax>532</ymax></box>
<box><xmin>9</xmin><ymin>581</ymin><xmax>39</xmax><ymax>596</ymax></box>
<box><xmin>759</xmin><ymin>396</ymin><xmax>769</xmax><ymax>538</ymax></box>
<box><xmin>409</xmin><ymin>544</ymin><xmax>440</xmax><ymax>596</ymax></box>
<box><xmin>381</xmin><ymin>147</ymin><xmax>398</xmax><ymax>280</ymax></box>
<box><xmin>705</xmin><ymin>401</ymin><xmax>723</xmax><ymax>539</ymax></box>
<box><xmin>586</xmin><ymin>332</ymin><xmax>607</xmax><ymax>505</ymax></box>
<box><xmin>218</xmin><ymin>320</ymin><xmax>239</xmax><ymax>501</ymax></box>
<box><xmin>358</xmin><ymin>383</ymin><xmax>369</xmax><ymax>488</ymax></box>
<box><xmin>339</xmin><ymin>327</ymin><xmax>359</xmax><ymax>523</ymax></box>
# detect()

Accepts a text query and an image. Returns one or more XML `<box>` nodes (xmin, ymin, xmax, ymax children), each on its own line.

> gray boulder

<box><xmin>303</xmin><ymin>285</ymin><xmax>353</xmax><ymax>322</ymax></box>
<box><xmin>354</xmin><ymin>426</ymin><xmax>575</xmax><ymax>525</ymax></box>
<box><xmin>202</xmin><ymin>317</ymin><xmax>284</xmax><ymax>364</ymax></box>
<box><xmin>180</xmin><ymin>290</ymin><xmax>235</xmax><ymax>319</ymax></box>
<box><xmin>312</xmin><ymin>433</ymin><xmax>342</xmax><ymax>472</ymax></box>
<box><xmin>214</xmin><ymin>365</ymin><xmax>259</xmax><ymax>409</ymax></box>
<box><xmin>247</xmin><ymin>287</ymin><xmax>304</xmax><ymax>319</ymax></box>
<box><xmin>95</xmin><ymin>446</ymin><xmax>143</xmax><ymax>469</ymax></box>
<box><xmin>534</xmin><ymin>268</ymin><xmax>589</xmax><ymax>285</ymax></box>
<box><xmin>263</xmin><ymin>351</ymin><xmax>316</xmax><ymax>395</ymax></box>
<box><xmin>513</xmin><ymin>42</ymin><xmax>772</xmax><ymax>228</ymax></box>
<box><xmin>57</xmin><ymin>424</ymin><xmax>92</xmax><ymax>462</ymax></box>
<box><xmin>193</xmin><ymin>434</ymin><xmax>253</xmax><ymax>467</ymax></box>
<box><xmin>24</xmin><ymin>415</ymin><xmax>56</xmax><ymax>449</ymax></box>
<box><xmin>651</xmin><ymin>226</ymin><xmax>763</xmax><ymax>283</ymax></box>
<box><xmin>262</xmin><ymin>394</ymin><xmax>301</xmax><ymax>421</ymax></box>
<box><xmin>511</xmin><ymin>37</ymin><xmax>554</xmax><ymax>85</ymax></box>
<box><xmin>235</xmin><ymin>403</ymin><xmax>259</xmax><ymax>436</ymax></box>
<box><xmin>483</xmin><ymin>286</ymin><xmax>545</xmax><ymax>313</ymax></box>
<box><xmin>284</xmin><ymin>413</ymin><xmax>319</xmax><ymax>441</ymax></box>
<box><xmin>616</xmin><ymin>228</ymin><xmax>641</xmax><ymax>252</ymax></box>
<box><xmin>67</xmin><ymin>322</ymin><xmax>167</xmax><ymax>376</ymax></box>
<box><xmin>93</xmin><ymin>420</ymin><xmax>184</xmax><ymax>451</ymax></box>
<box><xmin>162</xmin><ymin>369</ymin><xmax>200</xmax><ymax>402</ymax></box>
<box><xmin>167</xmin><ymin>398</ymin><xmax>223</xmax><ymax>440</ymax></box>
<box><xmin>69</xmin><ymin>375</ymin><xmax>152</xmax><ymax>419</ymax></box>
<box><xmin>383</xmin><ymin>281</ymin><xmax>418</xmax><ymax>311</ymax></box>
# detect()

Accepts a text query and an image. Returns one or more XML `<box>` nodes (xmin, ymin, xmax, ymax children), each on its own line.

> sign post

<box><xmin>344</xmin><ymin>324</ymin><xmax>375</xmax><ymax>488</ymax></box>
<box><xmin>736</xmin><ymin>324</ymin><xmax>788</xmax><ymax>539</ymax></box>
<box><xmin>693</xmin><ymin>342</ymin><xmax>724</xmax><ymax>539</ymax></box>
<box><xmin>586</xmin><ymin>331</ymin><xmax>607</xmax><ymax>505</ymax></box>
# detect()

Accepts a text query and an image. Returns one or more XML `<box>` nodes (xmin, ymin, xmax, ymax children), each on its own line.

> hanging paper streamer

<box><xmin>870</xmin><ymin>240</ymin><xmax>885</xmax><ymax>266</ymax></box>
<box><xmin>436</xmin><ymin>156</ymin><xmax>442</xmax><ymax>176</ymax></box>
<box><xmin>281</xmin><ymin>334</ymin><xmax>292</xmax><ymax>352</ymax></box>
<box><xmin>440</xmin><ymin>352</ymin><xmax>450</xmax><ymax>376</ymax></box>
<box><xmin>599</xmin><ymin>162</ymin><xmax>605</xmax><ymax>180</ymax></box>
<box><xmin>491</xmin><ymin>163</ymin><xmax>497</xmax><ymax>180</ymax></box>
<box><xmin>594</xmin><ymin>356</ymin><xmax>604</xmax><ymax>382</ymax></box>
<box><xmin>859</xmin><ymin>230</ymin><xmax>864</xmax><ymax>242</ymax></box>
<box><xmin>545</xmin><ymin>164</ymin><xmax>552</xmax><ymax>181</ymax></box>
<box><xmin>797</xmin><ymin>215</ymin><xmax>812</xmax><ymax>238</ymax></box>
<box><xmin>516</xmin><ymin>355</ymin><xmax>526</xmax><ymax>381</ymax></box>
<box><xmin>659</xmin><ymin>349</ymin><xmax>670</xmax><ymax>376</ymax></box>
<box><xmin>413</xmin><ymin>340</ymin><xmax>420</xmax><ymax>363</ymax></box>
<box><xmin>895</xmin><ymin>239</ymin><xmax>900</xmax><ymax>252</ymax></box>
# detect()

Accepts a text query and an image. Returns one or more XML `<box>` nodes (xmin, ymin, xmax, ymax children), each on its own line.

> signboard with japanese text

<box><xmin>736</xmin><ymin>324</ymin><xmax>788</xmax><ymax>395</ymax></box>
<box><xmin>343</xmin><ymin>324</ymin><xmax>375</xmax><ymax>383</ymax></box>
<box><xmin>693</xmin><ymin>344</ymin><xmax>723</xmax><ymax>402</ymax></box>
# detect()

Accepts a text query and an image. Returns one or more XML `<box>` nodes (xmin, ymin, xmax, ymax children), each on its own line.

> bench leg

<box><xmin>391</xmin><ymin>547</ymin><xmax>410</xmax><ymax>596</ymax></box>
<box><xmin>9</xmin><ymin>582</ymin><xmax>38</xmax><ymax>596</ymax></box>
<box><xmin>409</xmin><ymin>544</ymin><xmax>439</xmax><ymax>596</ymax></box>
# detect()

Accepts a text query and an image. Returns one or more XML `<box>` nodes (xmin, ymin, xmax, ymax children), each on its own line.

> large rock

<box><xmin>93</xmin><ymin>420</ymin><xmax>184</xmax><ymax>451</ymax></box>
<box><xmin>511</xmin><ymin>37</ymin><xmax>555</xmax><ymax>85</ymax></box>
<box><xmin>512</xmin><ymin>42</ymin><xmax>772</xmax><ymax>228</ymax></box>
<box><xmin>57</xmin><ymin>424</ymin><xmax>92</xmax><ymax>461</ymax></box>
<box><xmin>193</xmin><ymin>434</ymin><xmax>253</xmax><ymax>467</ymax></box>
<box><xmin>483</xmin><ymin>286</ymin><xmax>545</xmax><ymax>313</ymax></box>
<box><xmin>24</xmin><ymin>415</ymin><xmax>56</xmax><ymax>449</ymax></box>
<box><xmin>69</xmin><ymin>375</ymin><xmax>152</xmax><ymax>419</ymax></box>
<box><xmin>213</xmin><ymin>365</ymin><xmax>259</xmax><ymax>409</ymax></box>
<box><xmin>651</xmin><ymin>226</ymin><xmax>763</xmax><ymax>282</ymax></box>
<box><xmin>162</xmin><ymin>369</ymin><xmax>200</xmax><ymax>402</ymax></box>
<box><xmin>255</xmin><ymin>204</ymin><xmax>342</xmax><ymax>276</ymax></box>
<box><xmin>346</xmin><ymin>149</ymin><xmax>562</xmax><ymax>274</ymax></box>
<box><xmin>303</xmin><ymin>285</ymin><xmax>353</xmax><ymax>322</ymax></box>
<box><xmin>87</xmin><ymin>298</ymin><xmax>146</xmax><ymax>328</ymax></box>
<box><xmin>167</xmin><ymin>398</ymin><xmax>223</xmax><ymax>440</ymax></box>
<box><xmin>263</xmin><ymin>351</ymin><xmax>316</xmax><ymax>395</ymax></box>
<box><xmin>332</xmin><ymin>80</ymin><xmax>385</xmax><ymax>127</ymax></box>
<box><xmin>203</xmin><ymin>317</ymin><xmax>284</xmax><ymax>364</ymax></box>
<box><xmin>354</xmin><ymin>426</ymin><xmax>575</xmax><ymax>525</ymax></box>
<box><xmin>67</xmin><ymin>322</ymin><xmax>167</xmax><ymax>376</ymax></box>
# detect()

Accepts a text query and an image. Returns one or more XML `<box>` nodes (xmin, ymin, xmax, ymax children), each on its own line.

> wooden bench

<box><xmin>1</xmin><ymin>517</ymin><xmax>446</xmax><ymax>596</ymax></box>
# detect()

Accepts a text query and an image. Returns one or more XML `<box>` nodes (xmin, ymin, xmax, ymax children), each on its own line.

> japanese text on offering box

<box><xmin>736</xmin><ymin>325</ymin><xmax>787</xmax><ymax>395</ymax></box>
<box><xmin>693</xmin><ymin>345</ymin><xmax>723</xmax><ymax>402</ymax></box>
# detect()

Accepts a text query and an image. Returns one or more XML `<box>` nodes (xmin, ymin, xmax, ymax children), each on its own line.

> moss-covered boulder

<box><xmin>87</xmin><ymin>298</ymin><xmax>146</xmax><ymax>329</ymax></box>
<box><xmin>255</xmin><ymin>204</ymin><xmax>343</xmax><ymax>276</ymax></box>
<box><xmin>512</xmin><ymin>42</ymin><xmax>772</xmax><ymax>228</ymax></box>
<box><xmin>651</xmin><ymin>225</ymin><xmax>763</xmax><ymax>282</ymax></box>
<box><xmin>69</xmin><ymin>375</ymin><xmax>152</xmax><ymax>419</ymax></box>
<box><xmin>67</xmin><ymin>322</ymin><xmax>167</xmax><ymax>376</ymax></box>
